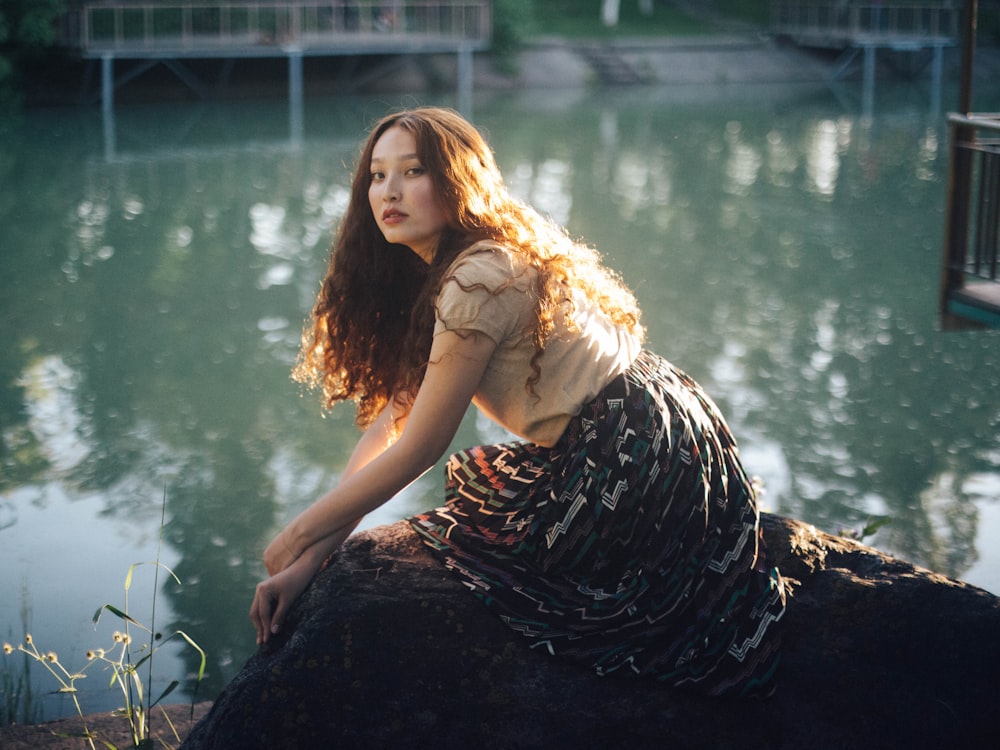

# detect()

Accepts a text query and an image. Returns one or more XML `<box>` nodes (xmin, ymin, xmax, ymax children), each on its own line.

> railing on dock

<box><xmin>71</xmin><ymin>2</ymin><xmax>492</xmax><ymax>153</ymax></box>
<box><xmin>941</xmin><ymin>114</ymin><xmax>1000</xmax><ymax>328</ymax></box>
<box><xmin>770</xmin><ymin>2</ymin><xmax>959</xmax><ymax>48</ymax></box>
<box><xmin>75</xmin><ymin>1</ymin><xmax>491</xmax><ymax>57</ymax></box>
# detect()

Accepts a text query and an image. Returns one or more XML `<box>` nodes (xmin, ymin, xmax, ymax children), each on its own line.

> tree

<box><xmin>601</xmin><ymin>0</ymin><xmax>654</xmax><ymax>27</ymax></box>
<box><xmin>0</xmin><ymin>0</ymin><xmax>68</xmax><ymax>95</ymax></box>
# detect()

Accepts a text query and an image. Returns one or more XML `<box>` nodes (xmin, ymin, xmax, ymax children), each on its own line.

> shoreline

<box><xmin>20</xmin><ymin>32</ymin><xmax>1000</xmax><ymax>111</ymax></box>
<box><xmin>486</xmin><ymin>34</ymin><xmax>842</xmax><ymax>89</ymax></box>
<box><xmin>22</xmin><ymin>32</ymin><xmax>978</xmax><ymax>109</ymax></box>
<box><xmin>0</xmin><ymin>702</ymin><xmax>212</xmax><ymax>749</ymax></box>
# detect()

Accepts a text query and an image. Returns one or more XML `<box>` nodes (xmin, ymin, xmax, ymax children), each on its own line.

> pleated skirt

<box><xmin>409</xmin><ymin>350</ymin><xmax>787</xmax><ymax>697</ymax></box>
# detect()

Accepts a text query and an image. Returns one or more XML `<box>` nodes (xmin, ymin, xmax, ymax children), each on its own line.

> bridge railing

<box><xmin>76</xmin><ymin>1</ymin><xmax>491</xmax><ymax>53</ymax></box>
<box><xmin>941</xmin><ymin>113</ymin><xmax>1000</xmax><ymax>326</ymax></box>
<box><xmin>770</xmin><ymin>2</ymin><xmax>959</xmax><ymax>45</ymax></box>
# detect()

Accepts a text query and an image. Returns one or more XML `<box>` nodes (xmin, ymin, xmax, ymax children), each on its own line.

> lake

<box><xmin>2</xmin><ymin>71</ymin><xmax>998</xmax><ymax>721</ymax></box>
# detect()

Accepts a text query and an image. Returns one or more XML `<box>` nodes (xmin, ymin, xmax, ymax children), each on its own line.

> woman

<box><xmin>250</xmin><ymin>106</ymin><xmax>787</xmax><ymax>697</ymax></box>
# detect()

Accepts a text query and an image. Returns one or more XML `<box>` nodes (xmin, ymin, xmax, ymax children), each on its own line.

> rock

<box><xmin>180</xmin><ymin>516</ymin><xmax>999</xmax><ymax>750</ymax></box>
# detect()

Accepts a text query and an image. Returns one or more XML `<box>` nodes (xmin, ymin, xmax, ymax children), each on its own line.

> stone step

<box><xmin>576</xmin><ymin>44</ymin><xmax>648</xmax><ymax>85</ymax></box>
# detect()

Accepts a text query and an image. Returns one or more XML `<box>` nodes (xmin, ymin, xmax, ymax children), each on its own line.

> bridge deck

<box><xmin>770</xmin><ymin>1</ymin><xmax>959</xmax><ymax>50</ymax></box>
<box><xmin>786</xmin><ymin>30</ymin><xmax>956</xmax><ymax>50</ymax></box>
<box><xmin>72</xmin><ymin>1</ymin><xmax>491</xmax><ymax>59</ymax></box>
<box><xmin>80</xmin><ymin>31</ymin><xmax>487</xmax><ymax>59</ymax></box>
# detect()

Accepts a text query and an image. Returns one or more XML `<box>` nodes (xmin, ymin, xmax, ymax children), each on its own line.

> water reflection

<box><xmin>2</xmin><ymin>80</ymin><xmax>998</xmax><ymax>719</ymax></box>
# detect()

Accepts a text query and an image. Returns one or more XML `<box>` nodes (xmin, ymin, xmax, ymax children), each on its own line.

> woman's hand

<box><xmin>249</xmin><ymin>554</ymin><xmax>317</xmax><ymax>645</ymax></box>
<box><xmin>251</xmin><ymin>523</ymin><xmax>358</xmax><ymax>644</ymax></box>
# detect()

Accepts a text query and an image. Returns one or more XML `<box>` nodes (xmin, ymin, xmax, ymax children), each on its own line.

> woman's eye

<box><xmin>370</xmin><ymin>172</ymin><xmax>384</xmax><ymax>181</ymax></box>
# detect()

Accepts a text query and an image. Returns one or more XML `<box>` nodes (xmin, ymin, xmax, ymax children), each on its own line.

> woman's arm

<box><xmin>261</xmin><ymin>394</ymin><xmax>408</xmax><ymax>576</ymax></box>
<box><xmin>250</xmin><ymin>331</ymin><xmax>496</xmax><ymax>644</ymax></box>
<box><xmin>268</xmin><ymin>328</ymin><xmax>496</xmax><ymax>568</ymax></box>
<box><xmin>250</xmin><ymin>329</ymin><xmax>496</xmax><ymax>642</ymax></box>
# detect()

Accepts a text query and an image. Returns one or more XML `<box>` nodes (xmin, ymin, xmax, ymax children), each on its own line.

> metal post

<box><xmin>457</xmin><ymin>43</ymin><xmax>473</xmax><ymax>118</ymax></box>
<box><xmin>101</xmin><ymin>52</ymin><xmax>114</xmax><ymax>116</ymax></box>
<box><xmin>862</xmin><ymin>44</ymin><xmax>875</xmax><ymax>119</ymax></box>
<box><xmin>931</xmin><ymin>43</ymin><xmax>944</xmax><ymax>115</ymax></box>
<box><xmin>288</xmin><ymin>47</ymin><xmax>304</xmax><ymax>146</ymax></box>
<box><xmin>101</xmin><ymin>53</ymin><xmax>116</xmax><ymax>161</ymax></box>
<box><xmin>958</xmin><ymin>0</ymin><xmax>978</xmax><ymax>114</ymax></box>
<box><xmin>940</xmin><ymin>1</ymin><xmax>980</xmax><ymax>326</ymax></box>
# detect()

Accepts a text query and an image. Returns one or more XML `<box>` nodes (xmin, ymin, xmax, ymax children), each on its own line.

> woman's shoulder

<box><xmin>445</xmin><ymin>241</ymin><xmax>529</xmax><ymax>288</ymax></box>
<box><xmin>448</xmin><ymin>240</ymin><xmax>514</xmax><ymax>267</ymax></box>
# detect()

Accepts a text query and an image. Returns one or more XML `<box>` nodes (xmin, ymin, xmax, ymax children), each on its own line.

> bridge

<box><xmin>770</xmin><ymin>1</ymin><xmax>959</xmax><ymax>90</ymax></box>
<box><xmin>771</xmin><ymin>1</ymin><xmax>958</xmax><ymax>50</ymax></box>
<box><xmin>66</xmin><ymin>1</ymin><xmax>492</xmax><ymax>123</ymax></box>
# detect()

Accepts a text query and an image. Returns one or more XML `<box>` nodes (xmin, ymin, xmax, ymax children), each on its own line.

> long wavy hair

<box><xmin>294</xmin><ymin>107</ymin><xmax>644</xmax><ymax>427</ymax></box>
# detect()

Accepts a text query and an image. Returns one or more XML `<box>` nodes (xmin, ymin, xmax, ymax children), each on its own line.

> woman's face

<box><xmin>368</xmin><ymin>126</ymin><xmax>449</xmax><ymax>264</ymax></box>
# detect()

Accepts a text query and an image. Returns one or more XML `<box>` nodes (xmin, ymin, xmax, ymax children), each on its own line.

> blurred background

<box><xmin>2</xmin><ymin>0</ymin><xmax>999</xmax><ymax>726</ymax></box>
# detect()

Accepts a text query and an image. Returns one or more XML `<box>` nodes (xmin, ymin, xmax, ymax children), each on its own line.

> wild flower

<box><xmin>1</xmin><ymin>491</ymin><xmax>206</xmax><ymax>749</ymax></box>
<box><xmin>4</xmin><ymin>632</ymin><xmax>92</xmax><ymax>743</ymax></box>
<box><xmin>838</xmin><ymin>516</ymin><xmax>892</xmax><ymax>542</ymax></box>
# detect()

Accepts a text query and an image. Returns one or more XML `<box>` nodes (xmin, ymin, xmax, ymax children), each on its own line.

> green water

<box><xmin>2</xmin><ymin>77</ymin><xmax>998</xmax><ymax>720</ymax></box>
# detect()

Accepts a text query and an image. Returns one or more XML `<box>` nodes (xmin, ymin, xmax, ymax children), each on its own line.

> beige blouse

<box><xmin>434</xmin><ymin>242</ymin><xmax>641</xmax><ymax>446</ymax></box>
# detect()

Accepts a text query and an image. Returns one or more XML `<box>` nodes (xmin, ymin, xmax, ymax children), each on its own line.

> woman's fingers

<box><xmin>249</xmin><ymin>557</ymin><xmax>318</xmax><ymax>645</ymax></box>
<box><xmin>250</xmin><ymin>581</ymin><xmax>276</xmax><ymax>645</ymax></box>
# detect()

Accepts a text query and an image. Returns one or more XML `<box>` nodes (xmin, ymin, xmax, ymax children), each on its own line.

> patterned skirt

<box><xmin>409</xmin><ymin>350</ymin><xmax>787</xmax><ymax>697</ymax></box>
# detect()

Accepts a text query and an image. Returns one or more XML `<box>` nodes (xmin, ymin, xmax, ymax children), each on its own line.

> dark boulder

<box><xmin>181</xmin><ymin>515</ymin><xmax>999</xmax><ymax>749</ymax></box>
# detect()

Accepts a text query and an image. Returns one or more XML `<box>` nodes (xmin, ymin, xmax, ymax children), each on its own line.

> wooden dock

<box><xmin>66</xmin><ymin>1</ymin><xmax>491</xmax><ymax>117</ymax></box>
<box><xmin>74</xmin><ymin>1</ymin><xmax>491</xmax><ymax>57</ymax></box>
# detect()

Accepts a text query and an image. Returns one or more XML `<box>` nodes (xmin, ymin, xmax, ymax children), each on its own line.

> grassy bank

<box><xmin>529</xmin><ymin>0</ymin><xmax>770</xmax><ymax>38</ymax></box>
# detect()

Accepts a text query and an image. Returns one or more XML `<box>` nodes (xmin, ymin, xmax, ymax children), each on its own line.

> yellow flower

<box><xmin>2</xmin><ymin>643</ymin><xmax>13</xmax><ymax>655</ymax></box>
<box><xmin>113</xmin><ymin>632</ymin><xmax>123</xmax><ymax>643</ymax></box>
<box><xmin>46</xmin><ymin>651</ymin><xmax>58</xmax><ymax>663</ymax></box>
<box><xmin>120</xmin><ymin>633</ymin><xmax>132</xmax><ymax>645</ymax></box>
<box><xmin>25</xmin><ymin>633</ymin><xmax>33</xmax><ymax>645</ymax></box>
<box><xmin>86</xmin><ymin>650</ymin><xmax>96</xmax><ymax>660</ymax></box>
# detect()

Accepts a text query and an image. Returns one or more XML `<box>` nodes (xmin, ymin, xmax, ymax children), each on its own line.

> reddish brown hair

<box><xmin>294</xmin><ymin>107</ymin><xmax>643</xmax><ymax>427</ymax></box>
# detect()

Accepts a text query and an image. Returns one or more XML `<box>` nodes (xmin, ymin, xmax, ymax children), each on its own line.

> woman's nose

<box><xmin>383</xmin><ymin>175</ymin><xmax>401</xmax><ymax>201</ymax></box>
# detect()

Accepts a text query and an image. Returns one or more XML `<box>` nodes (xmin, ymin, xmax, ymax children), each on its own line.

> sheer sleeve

<box><xmin>434</xmin><ymin>246</ymin><xmax>535</xmax><ymax>346</ymax></box>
